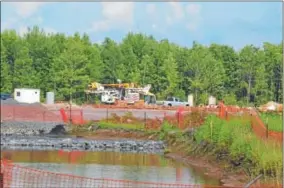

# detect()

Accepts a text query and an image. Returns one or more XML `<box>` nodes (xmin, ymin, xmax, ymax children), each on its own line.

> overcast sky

<box><xmin>1</xmin><ymin>2</ymin><xmax>282</xmax><ymax>49</ymax></box>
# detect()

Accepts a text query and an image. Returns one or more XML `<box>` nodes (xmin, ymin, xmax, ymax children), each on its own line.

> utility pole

<box><xmin>247</xmin><ymin>75</ymin><xmax>252</xmax><ymax>106</ymax></box>
<box><xmin>69</xmin><ymin>95</ymin><xmax>72</xmax><ymax>124</ymax></box>
<box><xmin>69</xmin><ymin>78</ymin><xmax>73</xmax><ymax>124</ymax></box>
<box><xmin>142</xmin><ymin>61</ymin><xmax>146</xmax><ymax>85</ymax></box>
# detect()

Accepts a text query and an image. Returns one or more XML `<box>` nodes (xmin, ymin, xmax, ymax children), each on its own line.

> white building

<box><xmin>14</xmin><ymin>88</ymin><xmax>40</xmax><ymax>104</ymax></box>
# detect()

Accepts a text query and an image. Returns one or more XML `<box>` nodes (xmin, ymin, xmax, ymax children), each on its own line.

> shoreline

<box><xmin>2</xmin><ymin>125</ymin><xmax>280</xmax><ymax>188</ymax></box>
<box><xmin>72</xmin><ymin>128</ymin><xmax>249</xmax><ymax>187</ymax></box>
<box><xmin>164</xmin><ymin>148</ymin><xmax>247</xmax><ymax>187</ymax></box>
<box><xmin>78</xmin><ymin>128</ymin><xmax>282</xmax><ymax>188</ymax></box>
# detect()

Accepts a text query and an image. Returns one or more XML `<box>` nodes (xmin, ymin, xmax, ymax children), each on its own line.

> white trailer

<box><xmin>14</xmin><ymin>88</ymin><xmax>40</xmax><ymax>104</ymax></box>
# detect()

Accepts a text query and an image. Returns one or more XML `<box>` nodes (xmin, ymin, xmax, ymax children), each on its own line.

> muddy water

<box><xmin>1</xmin><ymin>150</ymin><xmax>221</xmax><ymax>186</ymax></box>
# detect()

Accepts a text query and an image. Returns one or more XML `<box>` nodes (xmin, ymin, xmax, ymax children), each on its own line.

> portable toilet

<box><xmin>188</xmin><ymin>94</ymin><xmax>194</xmax><ymax>107</ymax></box>
<box><xmin>46</xmin><ymin>92</ymin><xmax>55</xmax><ymax>104</ymax></box>
<box><xmin>208</xmin><ymin>96</ymin><xmax>216</xmax><ymax>106</ymax></box>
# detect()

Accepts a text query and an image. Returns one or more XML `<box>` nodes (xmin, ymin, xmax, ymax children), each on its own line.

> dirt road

<box><xmin>82</xmin><ymin>107</ymin><xmax>177</xmax><ymax>121</ymax></box>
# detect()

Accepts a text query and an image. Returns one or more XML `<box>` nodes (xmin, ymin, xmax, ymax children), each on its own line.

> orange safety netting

<box><xmin>250</xmin><ymin>111</ymin><xmax>283</xmax><ymax>143</ymax></box>
<box><xmin>91</xmin><ymin>104</ymin><xmax>220</xmax><ymax>112</ymax></box>
<box><xmin>219</xmin><ymin>103</ymin><xmax>283</xmax><ymax>144</ymax></box>
<box><xmin>0</xmin><ymin>160</ymin><xmax>226</xmax><ymax>188</ymax></box>
<box><xmin>0</xmin><ymin>105</ymin><xmax>62</xmax><ymax>122</ymax></box>
<box><xmin>59</xmin><ymin>108</ymin><xmax>85</xmax><ymax>125</ymax></box>
<box><xmin>0</xmin><ymin>105</ymin><xmax>84</xmax><ymax>125</ymax></box>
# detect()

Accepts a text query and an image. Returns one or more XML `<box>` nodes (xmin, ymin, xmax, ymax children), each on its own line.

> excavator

<box><xmin>85</xmin><ymin>81</ymin><xmax>156</xmax><ymax>105</ymax></box>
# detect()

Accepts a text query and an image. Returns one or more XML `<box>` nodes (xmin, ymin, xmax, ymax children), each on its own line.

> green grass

<box><xmin>98</xmin><ymin>121</ymin><xmax>145</xmax><ymax>130</ymax></box>
<box><xmin>260</xmin><ymin>113</ymin><xmax>283</xmax><ymax>132</ymax></box>
<box><xmin>194</xmin><ymin>115</ymin><xmax>283</xmax><ymax>183</ymax></box>
<box><xmin>156</xmin><ymin>121</ymin><xmax>181</xmax><ymax>140</ymax></box>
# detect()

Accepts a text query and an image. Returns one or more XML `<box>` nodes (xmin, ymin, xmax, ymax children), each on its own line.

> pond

<box><xmin>1</xmin><ymin>150</ymin><xmax>221</xmax><ymax>187</ymax></box>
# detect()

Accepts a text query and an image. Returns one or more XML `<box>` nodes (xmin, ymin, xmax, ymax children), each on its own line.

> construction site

<box><xmin>0</xmin><ymin>2</ymin><xmax>283</xmax><ymax>187</ymax></box>
<box><xmin>1</xmin><ymin>80</ymin><xmax>283</xmax><ymax>188</ymax></box>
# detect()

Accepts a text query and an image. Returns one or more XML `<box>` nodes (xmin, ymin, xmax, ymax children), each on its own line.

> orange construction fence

<box><xmin>218</xmin><ymin>102</ymin><xmax>283</xmax><ymax>144</ymax></box>
<box><xmin>59</xmin><ymin>108</ymin><xmax>85</xmax><ymax>125</ymax></box>
<box><xmin>0</xmin><ymin>105</ymin><xmax>84</xmax><ymax>125</ymax></box>
<box><xmin>90</xmin><ymin>103</ymin><xmax>220</xmax><ymax>112</ymax></box>
<box><xmin>250</xmin><ymin>110</ymin><xmax>283</xmax><ymax>143</ymax></box>
<box><xmin>1</xmin><ymin>103</ymin><xmax>281</xmax><ymax>142</ymax></box>
<box><xmin>1</xmin><ymin>159</ymin><xmax>282</xmax><ymax>188</ymax></box>
<box><xmin>163</xmin><ymin>107</ymin><xmax>208</xmax><ymax>130</ymax></box>
<box><xmin>0</xmin><ymin>105</ymin><xmax>62</xmax><ymax>122</ymax></box>
<box><xmin>0</xmin><ymin>159</ymin><xmax>227</xmax><ymax>188</ymax></box>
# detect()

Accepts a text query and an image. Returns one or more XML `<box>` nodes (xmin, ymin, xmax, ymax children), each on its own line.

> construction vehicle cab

<box><xmin>142</xmin><ymin>93</ymin><xmax>156</xmax><ymax>104</ymax></box>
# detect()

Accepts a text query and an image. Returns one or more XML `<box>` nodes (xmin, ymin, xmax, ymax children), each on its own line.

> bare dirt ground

<box><xmin>42</xmin><ymin>103</ymin><xmax>177</xmax><ymax>121</ymax></box>
<box><xmin>82</xmin><ymin>107</ymin><xmax>176</xmax><ymax>121</ymax></box>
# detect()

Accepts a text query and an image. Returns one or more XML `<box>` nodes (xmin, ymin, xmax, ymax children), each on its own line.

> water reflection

<box><xmin>1</xmin><ymin>150</ymin><xmax>220</xmax><ymax>185</ymax></box>
<box><xmin>2</xmin><ymin>150</ymin><xmax>173</xmax><ymax>166</ymax></box>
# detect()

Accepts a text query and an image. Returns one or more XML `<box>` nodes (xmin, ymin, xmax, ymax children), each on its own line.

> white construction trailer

<box><xmin>14</xmin><ymin>88</ymin><xmax>40</xmax><ymax>104</ymax></box>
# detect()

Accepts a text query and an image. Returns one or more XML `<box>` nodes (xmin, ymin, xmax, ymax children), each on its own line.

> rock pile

<box><xmin>1</xmin><ymin>136</ymin><xmax>165</xmax><ymax>154</ymax></box>
<box><xmin>0</xmin><ymin>121</ymin><xmax>68</xmax><ymax>136</ymax></box>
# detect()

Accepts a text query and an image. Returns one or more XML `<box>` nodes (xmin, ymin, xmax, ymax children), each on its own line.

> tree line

<box><xmin>1</xmin><ymin>26</ymin><xmax>283</xmax><ymax>106</ymax></box>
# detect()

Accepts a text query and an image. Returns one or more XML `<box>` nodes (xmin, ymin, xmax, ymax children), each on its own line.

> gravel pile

<box><xmin>0</xmin><ymin>121</ymin><xmax>68</xmax><ymax>136</ymax></box>
<box><xmin>1</xmin><ymin>98</ymin><xmax>42</xmax><ymax>106</ymax></box>
<box><xmin>1</xmin><ymin>136</ymin><xmax>165</xmax><ymax>154</ymax></box>
<box><xmin>1</xmin><ymin>98</ymin><xmax>19</xmax><ymax>105</ymax></box>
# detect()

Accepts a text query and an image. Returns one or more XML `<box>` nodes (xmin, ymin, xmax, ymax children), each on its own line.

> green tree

<box><xmin>84</xmin><ymin>44</ymin><xmax>103</xmax><ymax>83</ymax></box>
<box><xmin>100</xmin><ymin>38</ymin><xmax>124</xmax><ymax>83</ymax></box>
<box><xmin>239</xmin><ymin>45</ymin><xmax>268</xmax><ymax>105</ymax></box>
<box><xmin>174</xmin><ymin>47</ymin><xmax>190</xmax><ymax>96</ymax></box>
<box><xmin>263</xmin><ymin>42</ymin><xmax>283</xmax><ymax>103</ymax></box>
<box><xmin>140</xmin><ymin>54</ymin><xmax>156</xmax><ymax>86</ymax></box>
<box><xmin>1</xmin><ymin>30</ymin><xmax>21</xmax><ymax>90</ymax></box>
<box><xmin>151</xmin><ymin>39</ymin><xmax>172</xmax><ymax>97</ymax></box>
<box><xmin>13</xmin><ymin>44</ymin><xmax>37</xmax><ymax>88</ymax></box>
<box><xmin>161</xmin><ymin>52</ymin><xmax>179</xmax><ymax>98</ymax></box>
<box><xmin>53</xmin><ymin>38</ymin><xmax>89</xmax><ymax>101</ymax></box>
<box><xmin>0</xmin><ymin>39</ymin><xmax>12</xmax><ymax>92</ymax></box>
<box><xmin>24</xmin><ymin>26</ymin><xmax>58</xmax><ymax>95</ymax></box>
<box><xmin>0</xmin><ymin>27</ymin><xmax>282</xmax><ymax>105</ymax></box>
<box><xmin>120</xmin><ymin>37</ymin><xmax>140</xmax><ymax>83</ymax></box>
<box><xmin>209</xmin><ymin>44</ymin><xmax>239</xmax><ymax>94</ymax></box>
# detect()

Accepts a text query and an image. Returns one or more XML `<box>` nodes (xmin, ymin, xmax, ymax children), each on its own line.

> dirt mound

<box><xmin>259</xmin><ymin>101</ymin><xmax>282</xmax><ymax>112</ymax></box>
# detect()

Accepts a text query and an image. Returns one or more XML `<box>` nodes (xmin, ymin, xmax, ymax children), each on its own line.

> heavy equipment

<box><xmin>85</xmin><ymin>81</ymin><xmax>156</xmax><ymax>105</ymax></box>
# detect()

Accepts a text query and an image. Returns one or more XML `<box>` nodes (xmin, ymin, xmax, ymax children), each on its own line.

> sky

<box><xmin>1</xmin><ymin>2</ymin><xmax>282</xmax><ymax>49</ymax></box>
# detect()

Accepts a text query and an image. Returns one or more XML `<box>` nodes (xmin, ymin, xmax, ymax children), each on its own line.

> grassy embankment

<box><xmin>97</xmin><ymin>121</ymin><xmax>145</xmax><ymax>130</ymax></box>
<box><xmin>148</xmin><ymin>115</ymin><xmax>282</xmax><ymax>185</ymax></box>
<box><xmin>70</xmin><ymin>113</ymin><xmax>283</xmax><ymax>185</ymax></box>
<box><xmin>260</xmin><ymin>112</ymin><xmax>283</xmax><ymax>132</ymax></box>
<box><xmin>191</xmin><ymin>115</ymin><xmax>282</xmax><ymax>184</ymax></box>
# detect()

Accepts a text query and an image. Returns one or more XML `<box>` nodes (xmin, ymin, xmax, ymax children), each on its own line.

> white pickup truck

<box><xmin>163</xmin><ymin>97</ymin><xmax>190</xmax><ymax>107</ymax></box>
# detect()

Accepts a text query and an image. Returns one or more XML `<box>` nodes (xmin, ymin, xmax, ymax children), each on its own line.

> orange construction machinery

<box><xmin>85</xmin><ymin>81</ymin><xmax>156</xmax><ymax>105</ymax></box>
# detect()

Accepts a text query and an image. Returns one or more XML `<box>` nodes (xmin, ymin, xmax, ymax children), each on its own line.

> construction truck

<box><xmin>85</xmin><ymin>81</ymin><xmax>156</xmax><ymax>105</ymax></box>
